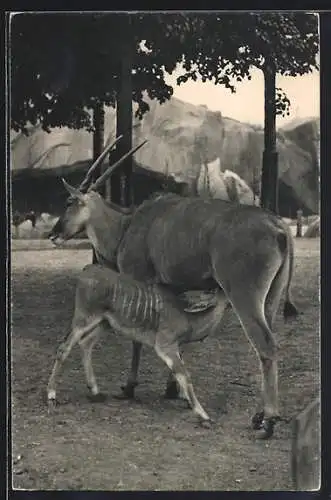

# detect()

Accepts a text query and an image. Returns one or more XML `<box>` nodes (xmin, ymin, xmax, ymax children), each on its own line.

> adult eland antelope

<box><xmin>49</xmin><ymin>136</ymin><xmax>298</xmax><ymax>439</ymax></box>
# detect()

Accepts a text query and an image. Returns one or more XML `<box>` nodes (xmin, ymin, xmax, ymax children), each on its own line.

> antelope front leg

<box><xmin>116</xmin><ymin>341</ymin><xmax>141</xmax><ymax>399</ymax></box>
<box><xmin>164</xmin><ymin>371</ymin><xmax>181</xmax><ymax>399</ymax></box>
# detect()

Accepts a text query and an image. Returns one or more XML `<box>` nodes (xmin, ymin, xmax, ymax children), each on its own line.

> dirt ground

<box><xmin>11</xmin><ymin>238</ymin><xmax>320</xmax><ymax>491</ymax></box>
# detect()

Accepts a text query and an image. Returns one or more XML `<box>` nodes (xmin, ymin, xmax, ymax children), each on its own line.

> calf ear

<box><xmin>61</xmin><ymin>178</ymin><xmax>86</xmax><ymax>203</ymax></box>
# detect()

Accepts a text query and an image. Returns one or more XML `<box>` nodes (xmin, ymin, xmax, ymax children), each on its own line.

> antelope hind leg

<box><xmin>213</xmin><ymin>243</ymin><xmax>284</xmax><ymax>438</ymax></box>
<box><xmin>251</xmin><ymin>255</ymin><xmax>290</xmax><ymax>435</ymax></box>
<box><xmin>233</xmin><ymin>301</ymin><xmax>280</xmax><ymax>439</ymax></box>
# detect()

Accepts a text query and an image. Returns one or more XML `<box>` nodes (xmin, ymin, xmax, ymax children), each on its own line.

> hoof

<box><xmin>252</xmin><ymin>411</ymin><xmax>264</xmax><ymax>430</ymax></box>
<box><xmin>164</xmin><ymin>381</ymin><xmax>180</xmax><ymax>400</ymax></box>
<box><xmin>113</xmin><ymin>384</ymin><xmax>137</xmax><ymax>400</ymax></box>
<box><xmin>255</xmin><ymin>416</ymin><xmax>280</xmax><ymax>440</ymax></box>
<box><xmin>197</xmin><ymin>418</ymin><xmax>213</xmax><ymax>429</ymax></box>
<box><xmin>47</xmin><ymin>398</ymin><xmax>56</xmax><ymax>414</ymax></box>
<box><xmin>87</xmin><ymin>392</ymin><xmax>107</xmax><ymax>403</ymax></box>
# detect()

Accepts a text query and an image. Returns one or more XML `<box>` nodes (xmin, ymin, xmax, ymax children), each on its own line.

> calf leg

<box><xmin>47</xmin><ymin>317</ymin><xmax>102</xmax><ymax>408</ymax></box>
<box><xmin>79</xmin><ymin>327</ymin><xmax>106</xmax><ymax>402</ymax></box>
<box><xmin>47</xmin><ymin>331</ymin><xmax>80</xmax><ymax>407</ymax></box>
<box><xmin>155</xmin><ymin>342</ymin><xmax>210</xmax><ymax>424</ymax></box>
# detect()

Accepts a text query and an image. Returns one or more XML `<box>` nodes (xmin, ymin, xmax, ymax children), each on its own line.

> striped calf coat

<box><xmin>47</xmin><ymin>264</ymin><xmax>227</xmax><ymax>425</ymax></box>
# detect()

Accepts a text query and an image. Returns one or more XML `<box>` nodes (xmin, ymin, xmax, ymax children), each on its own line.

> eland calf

<box><xmin>47</xmin><ymin>264</ymin><xmax>228</xmax><ymax>427</ymax></box>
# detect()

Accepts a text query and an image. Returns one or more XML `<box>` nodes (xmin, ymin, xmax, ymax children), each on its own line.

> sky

<box><xmin>165</xmin><ymin>67</ymin><xmax>320</xmax><ymax>128</ymax></box>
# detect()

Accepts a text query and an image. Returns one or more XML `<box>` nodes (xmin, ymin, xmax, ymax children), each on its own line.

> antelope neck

<box><xmin>86</xmin><ymin>206</ymin><xmax>131</xmax><ymax>267</ymax></box>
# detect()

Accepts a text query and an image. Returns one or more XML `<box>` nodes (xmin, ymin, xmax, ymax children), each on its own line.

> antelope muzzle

<box><xmin>48</xmin><ymin>218</ymin><xmax>64</xmax><ymax>244</ymax></box>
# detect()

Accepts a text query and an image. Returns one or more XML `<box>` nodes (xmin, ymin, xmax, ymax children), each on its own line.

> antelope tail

<box><xmin>278</xmin><ymin>226</ymin><xmax>299</xmax><ymax>320</ymax></box>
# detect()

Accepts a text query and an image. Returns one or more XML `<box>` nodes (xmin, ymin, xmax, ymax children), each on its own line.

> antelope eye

<box><xmin>66</xmin><ymin>196</ymin><xmax>79</xmax><ymax>207</ymax></box>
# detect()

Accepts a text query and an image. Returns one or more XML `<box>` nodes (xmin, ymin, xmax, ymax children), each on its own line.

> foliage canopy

<box><xmin>10</xmin><ymin>12</ymin><xmax>319</xmax><ymax>133</ymax></box>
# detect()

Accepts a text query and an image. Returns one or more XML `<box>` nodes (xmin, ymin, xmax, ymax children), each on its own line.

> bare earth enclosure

<box><xmin>11</xmin><ymin>238</ymin><xmax>320</xmax><ymax>491</ymax></box>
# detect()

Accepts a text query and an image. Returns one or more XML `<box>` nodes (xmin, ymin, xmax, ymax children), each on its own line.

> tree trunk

<box><xmin>92</xmin><ymin>102</ymin><xmax>105</xmax><ymax>163</ymax></box>
<box><xmin>261</xmin><ymin>58</ymin><xmax>279</xmax><ymax>214</ymax></box>
<box><xmin>92</xmin><ymin>101</ymin><xmax>105</xmax><ymax>264</ymax></box>
<box><xmin>291</xmin><ymin>398</ymin><xmax>321</xmax><ymax>490</ymax></box>
<box><xmin>111</xmin><ymin>14</ymin><xmax>133</xmax><ymax>208</ymax></box>
<box><xmin>296</xmin><ymin>209</ymin><xmax>303</xmax><ymax>238</ymax></box>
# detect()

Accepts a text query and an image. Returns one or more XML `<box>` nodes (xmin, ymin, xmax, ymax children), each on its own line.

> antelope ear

<box><xmin>61</xmin><ymin>178</ymin><xmax>86</xmax><ymax>203</ymax></box>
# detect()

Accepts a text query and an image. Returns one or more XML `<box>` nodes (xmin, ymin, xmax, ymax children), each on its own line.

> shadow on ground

<box><xmin>11</xmin><ymin>239</ymin><xmax>320</xmax><ymax>490</ymax></box>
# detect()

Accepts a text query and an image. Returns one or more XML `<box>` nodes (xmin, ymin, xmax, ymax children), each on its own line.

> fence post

<box><xmin>296</xmin><ymin>209</ymin><xmax>303</xmax><ymax>238</ymax></box>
